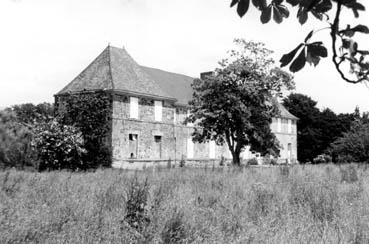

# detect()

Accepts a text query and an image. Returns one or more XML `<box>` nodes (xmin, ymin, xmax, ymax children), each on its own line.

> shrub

<box><xmin>161</xmin><ymin>209</ymin><xmax>187</xmax><ymax>244</ymax></box>
<box><xmin>179</xmin><ymin>155</ymin><xmax>186</xmax><ymax>168</ymax></box>
<box><xmin>247</xmin><ymin>158</ymin><xmax>258</xmax><ymax>166</ymax></box>
<box><xmin>329</xmin><ymin>121</ymin><xmax>369</xmax><ymax>163</ymax></box>
<box><xmin>219</xmin><ymin>156</ymin><xmax>226</xmax><ymax>166</ymax></box>
<box><xmin>31</xmin><ymin>120</ymin><xmax>86</xmax><ymax>171</ymax></box>
<box><xmin>313</xmin><ymin>154</ymin><xmax>332</xmax><ymax>164</ymax></box>
<box><xmin>124</xmin><ymin>176</ymin><xmax>150</xmax><ymax>232</ymax></box>
<box><xmin>340</xmin><ymin>164</ymin><xmax>359</xmax><ymax>183</ymax></box>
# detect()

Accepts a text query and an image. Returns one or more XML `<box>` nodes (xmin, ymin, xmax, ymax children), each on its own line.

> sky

<box><xmin>0</xmin><ymin>0</ymin><xmax>368</xmax><ymax>113</ymax></box>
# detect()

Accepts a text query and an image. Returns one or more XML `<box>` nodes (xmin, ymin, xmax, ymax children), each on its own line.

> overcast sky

<box><xmin>0</xmin><ymin>0</ymin><xmax>368</xmax><ymax>113</ymax></box>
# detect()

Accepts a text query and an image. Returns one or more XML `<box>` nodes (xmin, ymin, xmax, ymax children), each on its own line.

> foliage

<box><xmin>283</xmin><ymin>93</ymin><xmax>356</xmax><ymax>162</ymax></box>
<box><xmin>187</xmin><ymin>40</ymin><xmax>294</xmax><ymax>166</ymax></box>
<box><xmin>2</xmin><ymin>165</ymin><xmax>369</xmax><ymax>243</ymax></box>
<box><xmin>313</xmin><ymin>154</ymin><xmax>332</xmax><ymax>164</ymax></box>
<box><xmin>31</xmin><ymin>120</ymin><xmax>86</xmax><ymax>171</ymax></box>
<box><xmin>161</xmin><ymin>209</ymin><xmax>187</xmax><ymax>244</ymax></box>
<box><xmin>247</xmin><ymin>158</ymin><xmax>259</xmax><ymax>165</ymax></box>
<box><xmin>329</xmin><ymin>120</ymin><xmax>369</xmax><ymax>163</ymax></box>
<box><xmin>57</xmin><ymin>92</ymin><xmax>112</xmax><ymax>168</ymax></box>
<box><xmin>230</xmin><ymin>0</ymin><xmax>369</xmax><ymax>84</ymax></box>
<box><xmin>124</xmin><ymin>176</ymin><xmax>150</xmax><ymax>232</ymax></box>
<box><xmin>7</xmin><ymin>102</ymin><xmax>54</xmax><ymax>124</ymax></box>
<box><xmin>0</xmin><ymin>110</ymin><xmax>35</xmax><ymax>169</ymax></box>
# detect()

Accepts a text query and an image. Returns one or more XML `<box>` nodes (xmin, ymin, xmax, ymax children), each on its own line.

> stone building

<box><xmin>56</xmin><ymin>46</ymin><xmax>298</xmax><ymax>166</ymax></box>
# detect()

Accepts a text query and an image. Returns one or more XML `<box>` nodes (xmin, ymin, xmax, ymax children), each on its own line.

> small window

<box><xmin>129</xmin><ymin>134</ymin><xmax>138</xmax><ymax>141</ymax></box>
<box><xmin>154</xmin><ymin>135</ymin><xmax>162</xmax><ymax>143</ymax></box>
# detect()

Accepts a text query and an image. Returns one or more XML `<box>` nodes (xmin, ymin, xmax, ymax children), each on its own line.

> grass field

<box><xmin>1</xmin><ymin>164</ymin><xmax>369</xmax><ymax>243</ymax></box>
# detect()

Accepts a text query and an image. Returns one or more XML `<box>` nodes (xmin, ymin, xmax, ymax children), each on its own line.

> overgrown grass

<box><xmin>1</xmin><ymin>164</ymin><xmax>369</xmax><ymax>243</ymax></box>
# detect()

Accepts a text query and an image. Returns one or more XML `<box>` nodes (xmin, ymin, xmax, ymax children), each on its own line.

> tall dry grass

<box><xmin>1</xmin><ymin>164</ymin><xmax>369</xmax><ymax>243</ymax></box>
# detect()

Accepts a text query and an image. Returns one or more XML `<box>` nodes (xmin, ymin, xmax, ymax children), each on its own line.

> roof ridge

<box><xmin>107</xmin><ymin>45</ymin><xmax>115</xmax><ymax>90</ymax></box>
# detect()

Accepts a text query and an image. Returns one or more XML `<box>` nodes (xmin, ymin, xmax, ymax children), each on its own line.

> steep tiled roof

<box><xmin>57</xmin><ymin>46</ymin><xmax>172</xmax><ymax>100</ymax></box>
<box><xmin>141</xmin><ymin>66</ymin><xmax>194</xmax><ymax>106</ymax></box>
<box><xmin>276</xmin><ymin>102</ymin><xmax>298</xmax><ymax>120</ymax></box>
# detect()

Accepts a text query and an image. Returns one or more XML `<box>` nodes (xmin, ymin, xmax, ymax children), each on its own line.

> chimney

<box><xmin>200</xmin><ymin>71</ymin><xmax>214</xmax><ymax>80</ymax></box>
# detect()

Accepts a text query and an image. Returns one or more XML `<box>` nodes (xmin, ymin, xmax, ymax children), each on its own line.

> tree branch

<box><xmin>330</xmin><ymin>3</ymin><xmax>368</xmax><ymax>84</ymax></box>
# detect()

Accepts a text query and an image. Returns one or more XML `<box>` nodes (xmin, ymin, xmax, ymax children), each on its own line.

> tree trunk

<box><xmin>232</xmin><ymin>152</ymin><xmax>241</xmax><ymax>166</ymax></box>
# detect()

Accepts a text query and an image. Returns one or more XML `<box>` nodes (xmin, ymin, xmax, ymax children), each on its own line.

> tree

<box><xmin>6</xmin><ymin>102</ymin><xmax>54</xmax><ymax>124</ymax></box>
<box><xmin>329</xmin><ymin>120</ymin><xmax>369</xmax><ymax>163</ymax></box>
<box><xmin>283</xmin><ymin>92</ymin><xmax>356</xmax><ymax>162</ymax></box>
<box><xmin>230</xmin><ymin>0</ymin><xmax>369</xmax><ymax>84</ymax></box>
<box><xmin>186</xmin><ymin>40</ymin><xmax>295</xmax><ymax>166</ymax></box>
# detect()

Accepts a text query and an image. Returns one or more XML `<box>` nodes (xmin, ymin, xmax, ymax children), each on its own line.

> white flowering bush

<box><xmin>31</xmin><ymin>120</ymin><xmax>86</xmax><ymax>170</ymax></box>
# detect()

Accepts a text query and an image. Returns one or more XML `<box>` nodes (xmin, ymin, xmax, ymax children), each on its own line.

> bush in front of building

<box><xmin>31</xmin><ymin>120</ymin><xmax>86</xmax><ymax>171</ymax></box>
<box><xmin>313</xmin><ymin>154</ymin><xmax>332</xmax><ymax>164</ymax></box>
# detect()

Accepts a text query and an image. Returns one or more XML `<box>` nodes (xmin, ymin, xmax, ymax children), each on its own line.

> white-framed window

<box><xmin>209</xmin><ymin>141</ymin><xmax>216</xmax><ymax>158</ymax></box>
<box><xmin>187</xmin><ymin>138</ymin><xmax>194</xmax><ymax>158</ymax></box>
<box><xmin>277</xmin><ymin>118</ymin><xmax>282</xmax><ymax>132</ymax></box>
<box><xmin>173</xmin><ymin>108</ymin><xmax>177</xmax><ymax>124</ymax></box>
<box><xmin>154</xmin><ymin>100</ymin><xmax>162</xmax><ymax>121</ymax></box>
<box><xmin>129</xmin><ymin>97</ymin><xmax>138</xmax><ymax>119</ymax></box>
<box><xmin>287</xmin><ymin>119</ymin><xmax>292</xmax><ymax>133</ymax></box>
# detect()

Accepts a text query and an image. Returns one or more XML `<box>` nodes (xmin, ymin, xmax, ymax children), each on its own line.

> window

<box><xmin>154</xmin><ymin>100</ymin><xmax>162</xmax><ymax>121</ymax></box>
<box><xmin>129</xmin><ymin>134</ymin><xmax>138</xmax><ymax>158</ymax></box>
<box><xmin>154</xmin><ymin>135</ymin><xmax>162</xmax><ymax>158</ymax></box>
<box><xmin>287</xmin><ymin>119</ymin><xmax>292</xmax><ymax>133</ymax></box>
<box><xmin>187</xmin><ymin>138</ymin><xmax>194</xmax><ymax>158</ymax></box>
<box><xmin>277</xmin><ymin>118</ymin><xmax>282</xmax><ymax>132</ymax></box>
<box><xmin>129</xmin><ymin>97</ymin><xmax>138</xmax><ymax>119</ymax></box>
<box><xmin>209</xmin><ymin>141</ymin><xmax>216</xmax><ymax>158</ymax></box>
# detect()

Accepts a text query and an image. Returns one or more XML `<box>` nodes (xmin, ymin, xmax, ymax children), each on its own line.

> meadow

<box><xmin>1</xmin><ymin>164</ymin><xmax>369</xmax><ymax>243</ymax></box>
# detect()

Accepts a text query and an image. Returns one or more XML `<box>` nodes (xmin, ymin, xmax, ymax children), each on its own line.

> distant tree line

<box><xmin>283</xmin><ymin>93</ymin><xmax>369</xmax><ymax>163</ymax></box>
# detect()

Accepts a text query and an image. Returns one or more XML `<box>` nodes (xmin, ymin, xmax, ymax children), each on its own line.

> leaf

<box><xmin>304</xmin><ymin>30</ymin><xmax>314</xmax><ymax>43</ymax></box>
<box><xmin>252</xmin><ymin>0</ymin><xmax>266</xmax><ymax>9</ymax></box>
<box><xmin>352</xmin><ymin>24</ymin><xmax>369</xmax><ymax>34</ymax></box>
<box><xmin>230</xmin><ymin>0</ymin><xmax>239</xmax><ymax>7</ymax></box>
<box><xmin>278</xmin><ymin>5</ymin><xmax>290</xmax><ymax>18</ymax></box>
<box><xmin>340</xmin><ymin>24</ymin><xmax>369</xmax><ymax>37</ymax></box>
<box><xmin>298</xmin><ymin>8</ymin><xmax>308</xmax><ymax>25</ymax></box>
<box><xmin>308</xmin><ymin>42</ymin><xmax>328</xmax><ymax>58</ymax></box>
<box><xmin>286</xmin><ymin>0</ymin><xmax>299</xmax><ymax>6</ymax></box>
<box><xmin>289</xmin><ymin>48</ymin><xmax>306</xmax><ymax>73</ymax></box>
<box><xmin>273</xmin><ymin>6</ymin><xmax>283</xmax><ymax>23</ymax></box>
<box><xmin>280</xmin><ymin>43</ymin><xmax>304</xmax><ymax>67</ymax></box>
<box><xmin>260</xmin><ymin>5</ymin><xmax>272</xmax><ymax>23</ymax></box>
<box><xmin>237</xmin><ymin>0</ymin><xmax>250</xmax><ymax>17</ymax></box>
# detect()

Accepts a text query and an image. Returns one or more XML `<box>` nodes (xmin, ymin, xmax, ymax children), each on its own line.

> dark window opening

<box><xmin>154</xmin><ymin>135</ymin><xmax>162</xmax><ymax>143</ymax></box>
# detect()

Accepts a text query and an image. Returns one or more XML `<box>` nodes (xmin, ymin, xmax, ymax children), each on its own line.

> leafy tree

<box><xmin>187</xmin><ymin>40</ymin><xmax>295</xmax><ymax>166</ymax></box>
<box><xmin>329</xmin><ymin>120</ymin><xmax>369</xmax><ymax>163</ymax></box>
<box><xmin>6</xmin><ymin>102</ymin><xmax>54</xmax><ymax>124</ymax></box>
<box><xmin>0</xmin><ymin>110</ymin><xmax>35</xmax><ymax>169</ymax></box>
<box><xmin>283</xmin><ymin>93</ymin><xmax>356</xmax><ymax>162</ymax></box>
<box><xmin>230</xmin><ymin>0</ymin><xmax>369</xmax><ymax>84</ymax></box>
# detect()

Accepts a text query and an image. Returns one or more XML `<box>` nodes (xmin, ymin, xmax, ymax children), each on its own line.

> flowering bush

<box><xmin>31</xmin><ymin>120</ymin><xmax>86</xmax><ymax>171</ymax></box>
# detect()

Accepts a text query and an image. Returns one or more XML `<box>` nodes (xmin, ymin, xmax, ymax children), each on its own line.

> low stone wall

<box><xmin>112</xmin><ymin>158</ymin><xmax>233</xmax><ymax>170</ymax></box>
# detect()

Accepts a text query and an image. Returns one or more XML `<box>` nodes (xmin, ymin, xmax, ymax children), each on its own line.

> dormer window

<box><xmin>154</xmin><ymin>100</ymin><xmax>162</xmax><ymax>121</ymax></box>
<box><xmin>129</xmin><ymin>97</ymin><xmax>138</xmax><ymax>119</ymax></box>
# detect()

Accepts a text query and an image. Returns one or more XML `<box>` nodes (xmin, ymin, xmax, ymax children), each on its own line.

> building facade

<box><xmin>56</xmin><ymin>46</ymin><xmax>298</xmax><ymax>165</ymax></box>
